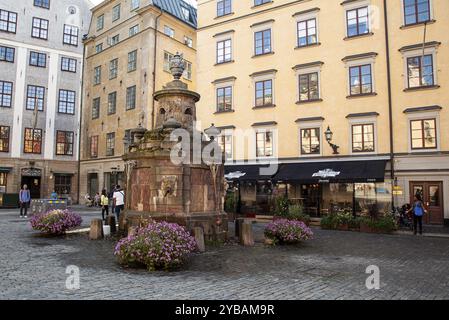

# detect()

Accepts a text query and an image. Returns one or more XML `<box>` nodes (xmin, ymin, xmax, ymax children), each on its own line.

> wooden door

<box><xmin>410</xmin><ymin>182</ymin><xmax>444</xmax><ymax>225</ymax></box>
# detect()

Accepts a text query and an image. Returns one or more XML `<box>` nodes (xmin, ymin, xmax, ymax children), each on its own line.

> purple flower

<box><xmin>264</xmin><ymin>219</ymin><xmax>313</xmax><ymax>244</ymax></box>
<box><xmin>30</xmin><ymin>209</ymin><xmax>82</xmax><ymax>235</ymax></box>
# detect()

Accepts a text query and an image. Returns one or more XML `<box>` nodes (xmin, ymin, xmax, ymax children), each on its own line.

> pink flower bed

<box><xmin>264</xmin><ymin>219</ymin><xmax>314</xmax><ymax>244</ymax></box>
<box><xmin>30</xmin><ymin>209</ymin><xmax>82</xmax><ymax>235</ymax></box>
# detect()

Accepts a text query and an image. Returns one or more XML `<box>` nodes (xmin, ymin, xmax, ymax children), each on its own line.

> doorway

<box><xmin>410</xmin><ymin>182</ymin><xmax>444</xmax><ymax>225</ymax></box>
<box><xmin>87</xmin><ymin>173</ymin><xmax>99</xmax><ymax>197</ymax></box>
<box><xmin>21</xmin><ymin>176</ymin><xmax>41</xmax><ymax>199</ymax></box>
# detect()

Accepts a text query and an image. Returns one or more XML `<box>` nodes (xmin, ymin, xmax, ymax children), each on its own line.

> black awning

<box><xmin>0</xmin><ymin>167</ymin><xmax>12</xmax><ymax>173</ymax></box>
<box><xmin>225</xmin><ymin>164</ymin><xmax>279</xmax><ymax>181</ymax></box>
<box><xmin>274</xmin><ymin>160</ymin><xmax>388</xmax><ymax>183</ymax></box>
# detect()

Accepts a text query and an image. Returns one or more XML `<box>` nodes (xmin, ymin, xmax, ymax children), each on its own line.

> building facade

<box><xmin>79</xmin><ymin>0</ymin><xmax>197</xmax><ymax>202</ymax></box>
<box><xmin>196</xmin><ymin>0</ymin><xmax>449</xmax><ymax>225</ymax></box>
<box><xmin>0</xmin><ymin>0</ymin><xmax>92</xmax><ymax>206</ymax></box>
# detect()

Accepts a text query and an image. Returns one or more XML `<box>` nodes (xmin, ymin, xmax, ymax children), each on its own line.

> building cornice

<box><xmin>398</xmin><ymin>41</ymin><xmax>441</xmax><ymax>52</ymax></box>
<box><xmin>342</xmin><ymin>52</ymin><xmax>378</xmax><ymax>61</ymax></box>
<box><xmin>403</xmin><ymin>105</ymin><xmax>442</xmax><ymax>114</ymax></box>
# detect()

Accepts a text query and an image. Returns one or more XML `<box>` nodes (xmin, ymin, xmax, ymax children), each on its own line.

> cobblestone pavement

<box><xmin>1</xmin><ymin>207</ymin><xmax>449</xmax><ymax>300</ymax></box>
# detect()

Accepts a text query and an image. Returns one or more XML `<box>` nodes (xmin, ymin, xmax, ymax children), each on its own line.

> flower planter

<box><xmin>337</xmin><ymin>224</ymin><xmax>349</xmax><ymax>231</ymax></box>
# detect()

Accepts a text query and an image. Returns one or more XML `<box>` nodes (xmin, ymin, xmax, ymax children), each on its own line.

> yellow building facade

<box><xmin>79</xmin><ymin>0</ymin><xmax>197</xmax><ymax>200</ymax></box>
<box><xmin>196</xmin><ymin>0</ymin><xmax>449</xmax><ymax>224</ymax></box>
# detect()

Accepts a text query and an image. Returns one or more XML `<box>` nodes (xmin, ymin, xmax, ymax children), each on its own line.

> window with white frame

<box><xmin>407</xmin><ymin>54</ymin><xmax>434</xmax><ymax>88</ymax></box>
<box><xmin>297</xmin><ymin>18</ymin><xmax>317</xmax><ymax>47</ymax></box>
<box><xmin>217</xmin><ymin>39</ymin><xmax>232</xmax><ymax>64</ymax></box>
<box><xmin>254</xmin><ymin>29</ymin><xmax>272</xmax><ymax>55</ymax></box>
<box><xmin>129</xmin><ymin>25</ymin><xmax>139</xmax><ymax>36</ymax></box>
<box><xmin>352</xmin><ymin>123</ymin><xmax>375</xmax><ymax>152</ymax></box>
<box><xmin>128</xmin><ymin>50</ymin><xmax>137</xmax><ymax>72</ymax></box>
<box><xmin>300</xmin><ymin>128</ymin><xmax>321</xmax><ymax>155</ymax></box>
<box><xmin>410</xmin><ymin>118</ymin><xmax>437</xmax><ymax>150</ymax></box>
<box><xmin>131</xmin><ymin>0</ymin><xmax>140</xmax><ymax>11</ymax></box>
<box><xmin>95</xmin><ymin>43</ymin><xmax>103</xmax><ymax>53</ymax></box>
<box><xmin>110</xmin><ymin>34</ymin><xmax>119</xmax><ymax>46</ymax></box>
<box><xmin>183</xmin><ymin>60</ymin><xmax>192</xmax><ymax>80</ymax></box>
<box><xmin>164</xmin><ymin>26</ymin><xmax>175</xmax><ymax>38</ymax></box>
<box><xmin>256</xmin><ymin>130</ymin><xmax>274</xmax><ymax>157</ymax></box>
<box><xmin>294</xmin><ymin>62</ymin><xmax>322</xmax><ymax>103</ymax></box>
<box><xmin>109</xmin><ymin>59</ymin><xmax>118</xmax><ymax>79</ymax></box>
<box><xmin>218</xmin><ymin>134</ymin><xmax>233</xmax><ymax>161</ymax></box>
<box><xmin>251</xmin><ymin>70</ymin><xmax>276</xmax><ymax>107</ymax></box>
<box><xmin>163</xmin><ymin>51</ymin><xmax>173</xmax><ymax>72</ymax></box>
<box><xmin>349</xmin><ymin>64</ymin><xmax>373</xmax><ymax>95</ymax></box>
<box><xmin>97</xmin><ymin>15</ymin><xmax>104</xmax><ymax>31</ymax></box>
<box><xmin>346</xmin><ymin>6</ymin><xmax>370</xmax><ymax>37</ymax></box>
<box><xmin>93</xmin><ymin>66</ymin><xmax>101</xmax><ymax>85</ymax></box>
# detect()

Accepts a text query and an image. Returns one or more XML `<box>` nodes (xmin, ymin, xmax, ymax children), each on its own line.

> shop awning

<box><xmin>0</xmin><ymin>167</ymin><xmax>12</xmax><ymax>173</ymax></box>
<box><xmin>225</xmin><ymin>164</ymin><xmax>279</xmax><ymax>181</ymax></box>
<box><xmin>274</xmin><ymin>160</ymin><xmax>388</xmax><ymax>183</ymax></box>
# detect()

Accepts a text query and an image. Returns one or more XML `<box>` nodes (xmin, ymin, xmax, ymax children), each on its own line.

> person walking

<box><xmin>100</xmin><ymin>189</ymin><xmax>109</xmax><ymax>221</ymax></box>
<box><xmin>113</xmin><ymin>185</ymin><xmax>125</xmax><ymax>222</ymax></box>
<box><xmin>19</xmin><ymin>184</ymin><xmax>31</xmax><ymax>218</ymax></box>
<box><xmin>408</xmin><ymin>194</ymin><xmax>427</xmax><ymax>236</ymax></box>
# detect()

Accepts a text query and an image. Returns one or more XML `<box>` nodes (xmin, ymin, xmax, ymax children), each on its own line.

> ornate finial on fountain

<box><xmin>169</xmin><ymin>52</ymin><xmax>186</xmax><ymax>80</ymax></box>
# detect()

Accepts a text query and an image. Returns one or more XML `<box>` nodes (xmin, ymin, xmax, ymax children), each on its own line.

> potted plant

<box><xmin>30</xmin><ymin>209</ymin><xmax>82</xmax><ymax>235</ymax></box>
<box><xmin>336</xmin><ymin>211</ymin><xmax>352</xmax><ymax>231</ymax></box>
<box><xmin>320</xmin><ymin>214</ymin><xmax>337</xmax><ymax>230</ymax></box>
<box><xmin>264</xmin><ymin>219</ymin><xmax>313</xmax><ymax>245</ymax></box>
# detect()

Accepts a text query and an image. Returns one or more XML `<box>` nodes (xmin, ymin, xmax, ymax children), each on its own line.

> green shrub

<box><xmin>274</xmin><ymin>196</ymin><xmax>290</xmax><ymax>217</ymax></box>
<box><xmin>320</xmin><ymin>215</ymin><xmax>338</xmax><ymax>229</ymax></box>
<box><xmin>224</xmin><ymin>193</ymin><xmax>236</xmax><ymax>213</ymax></box>
<box><xmin>336</xmin><ymin>211</ymin><xmax>353</xmax><ymax>225</ymax></box>
<box><xmin>360</xmin><ymin>215</ymin><xmax>397</xmax><ymax>233</ymax></box>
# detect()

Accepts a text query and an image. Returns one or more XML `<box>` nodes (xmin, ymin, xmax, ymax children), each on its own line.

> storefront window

<box><xmin>54</xmin><ymin>175</ymin><xmax>71</xmax><ymax>195</ymax></box>
<box><xmin>0</xmin><ymin>172</ymin><xmax>6</xmax><ymax>193</ymax></box>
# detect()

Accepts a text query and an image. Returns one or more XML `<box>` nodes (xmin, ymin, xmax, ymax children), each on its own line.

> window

<box><xmin>108</xmin><ymin>92</ymin><xmax>116</xmax><ymax>115</ymax></box>
<box><xmin>218</xmin><ymin>134</ymin><xmax>233</xmax><ymax>160</ymax></box>
<box><xmin>407</xmin><ymin>54</ymin><xmax>434</xmax><ymax>88</ymax></box>
<box><xmin>411</xmin><ymin>119</ymin><xmax>436</xmax><ymax>149</ymax></box>
<box><xmin>131</xmin><ymin>0</ymin><xmax>140</xmax><ymax>11</ymax></box>
<box><xmin>183</xmin><ymin>61</ymin><xmax>192</xmax><ymax>80</ymax></box>
<box><xmin>29</xmin><ymin>51</ymin><xmax>46</xmax><ymax>67</ymax></box>
<box><xmin>0</xmin><ymin>126</ymin><xmax>10</xmax><ymax>152</ymax></box>
<box><xmin>0</xmin><ymin>9</ymin><xmax>17</xmax><ymax>33</ymax></box>
<box><xmin>34</xmin><ymin>0</ymin><xmax>50</xmax><ymax>9</ymax></box>
<box><xmin>181</xmin><ymin>6</ymin><xmax>190</xmax><ymax>20</ymax></box>
<box><xmin>349</xmin><ymin>65</ymin><xmax>372</xmax><ymax>95</ymax></box>
<box><xmin>54</xmin><ymin>175</ymin><xmax>71</xmax><ymax>195</ymax></box>
<box><xmin>163</xmin><ymin>51</ymin><xmax>173</xmax><ymax>72</ymax></box>
<box><xmin>128</xmin><ymin>50</ymin><xmax>137</xmax><ymax>72</ymax></box>
<box><xmin>346</xmin><ymin>7</ymin><xmax>369</xmax><ymax>37</ymax></box>
<box><xmin>0</xmin><ymin>81</ymin><xmax>13</xmax><ymax>108</ymax></box>
<box><xmin>95</xmin><ymin>43</ymin><xmax>103</xmax><ymax>53</ymax></box>
<box><xmin>24</xmin><ymin>128</ymin><xmax>42</xmax><ymax>154</ymax></box>
<box><xmin>216</xmin><ymin>86</ymin><xmax>232</xmax><ymax>112</ymax></box>
<box><xmin>0</xmin><ymin>172</ymin><xmax>6</xmax><ymax>191</ymax></box>
<box><xmin>112</xmin><ymin>4</ymin><xmax>121</xmax><ymax>22</ymax></box>
<box><xmin>352</xmin><ymin>124</ymin><xmax>375</xmax><ymax>152</ymax></box>
<box><xmin>106</xmin><ymin>132</ymin><xmax>115</xmax><ymax>156</ymax></box>
<box><xmin>299</xmin><ymin>72</ymin><xmax>319</xmax><ymax>101</ymax></box>
<box><xmin>56</xmin><ymin>131</ymin><xmax>74</xmax><ymax>155</ymax></box>
<box><xmin>126</xmin><ymin>86</ymin><xmax>136</xmax><ymax>110</ymax></box>
<box><xmin>61</xmin><ymin>57</ymin><xmax>77</xmax><ymax>72</ymax></box>
<box><xmin>32</xmin><ymin>17</ymin><xmax>49</xmax><ymax>39</ymax></box>
<box><xmin>404</xmin><ymin>0</ymin><xmax>430</xmax><ymax>25</ymax></box>
<box><xmin>94</xmin><ymin>66</ymin><xmax>101</xmax><ymax>85</ymax></box>
<box><xmin>300</xmin><ymin>128</ymin><xmax>320</xmax><ymax>155</ymax></box>
<box><xmin>217</xmin><ymin>39</ymin><xmax>232</xmax><ymax>64</ymax></box>
<box><xmin>110</xmin><ymin>34</ymin><xmax>119</xmax><ymax>46</ymax></box>
<box><xmin>63</xmin><ymin>25</ymin><xmax>79</xmax><ymax>46</ymax></box>
<box><xmin>26</xmin><ymin>85</ymin><xmax>45</xmax><ymax>111</ymax></box>
<box><xmin>92</xmin><ymin>98</ymin><xmax>100</xmax><ymax>119</ymax></box>
<box><xmin>0</xmin><ymin>46</ymin><xmax>15</xmax><ymax>62</ymax></box>
<box><xmin>164</xmin><ymin>26</ymin><xmax>174</xmax><ymax>38</ymax></box>
<box><xmin>297</xmin><ymin>18</ymin><xmax>317</xmax><ymax>47</ymax></box>
<box><xmin>109</xmin><ymin>59</ymin><xmax>118</xmax><ymax>79</ymax></box>
<box><xmin>217</xmin><ymin>0</ymin><xmax>232</xmax><ymax>17</ymax></box>
<box><xmin>254</xmin><ymin>29</ymin><xmax>271</xmax><ymax>55</ymax></box>
<box><xmin>184</xmin><ymin>36</ymin><xmax>193</xmax><ymax>48</ymax></box>
<box><xmin>129</xmin><ymin>25</ymin><xmax>139</xmax><ymax>37</ymax></box>
<box><xmin>97</xmin><ymin>15</ymin><xmax>104</xmax><ymax>31</ymax></box>
<box><xmin>255</xmin><ymin>0</ymin><xmax>271</xmax><ymax>5</ymax></box>
<box><xmin>58</xmin><ymin>90</ymin><xmax>76</xmax><ymax>114</ymax></box>
<box><xmin>256</xmin><ymin>131</ymin><xmax>273</xmax><ymax>157</ymax></box>
<box><xmin>255</xmin><ymin>79</ymin><xmax>273</xmax><ymax>107</ymax></box>
<box><xmin>90</xmin><ymin>136</ymin><xmax>98</xmax><ymax>158</ymax></box>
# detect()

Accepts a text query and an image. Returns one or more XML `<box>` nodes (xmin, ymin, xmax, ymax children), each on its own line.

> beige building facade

<box><xmin>196</xmin><ymin>0</ymin><xmax>449</xmax><ymax>224</ymax></box>
<box><xmin>79</xmin><ymin>0</ymin><xmax>197</xmax><ymax>201</ymax></box>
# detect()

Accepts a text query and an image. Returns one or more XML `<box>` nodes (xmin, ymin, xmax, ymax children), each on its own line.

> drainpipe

<box><xmin>383</xmin><ymin>0</ymin><xmax>395</xmax><ymax>209</ymax></box>
<box><xmin>77</xmin><ymin>40</ymin><xmax>87</xmax><ymax>205</ymax></box>
<box><xmin>151</xmin><ymin>7</ymin><xmax>164</xmax><ymax>130</ymax></box>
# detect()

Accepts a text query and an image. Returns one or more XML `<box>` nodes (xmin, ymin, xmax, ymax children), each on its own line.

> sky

<box><xmin>90</xmin><ymin>0</ymin><xmax>197</xmax><ymax>8</ymax></box>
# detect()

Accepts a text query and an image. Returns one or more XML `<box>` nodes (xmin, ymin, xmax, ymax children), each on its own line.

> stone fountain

<box><xmin>122</xmin><ymin>53</ymin><xmax>228</xmax><ymax>240</ymax></box>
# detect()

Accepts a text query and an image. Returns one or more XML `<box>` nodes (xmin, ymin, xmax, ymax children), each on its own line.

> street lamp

<box><xmin>325</xmin><ymin>126</ymin><xmax>340</xmax><ymax>155</ymax></box>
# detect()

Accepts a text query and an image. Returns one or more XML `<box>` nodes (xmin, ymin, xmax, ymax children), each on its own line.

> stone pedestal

<box><xmin>193</xmin><ymin>227</ymin><xmax>206</xmax><ymax>252</ymax></box>
<box><xmin>105</xmin><ymin>216</ymin><xmax>116</xmax><ymax>233</ymax></box>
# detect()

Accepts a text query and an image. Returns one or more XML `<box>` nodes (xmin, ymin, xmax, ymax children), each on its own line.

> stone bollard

<box><xmin>235</xmin><ymin>218</ymin><xmax>244</xmax><ymax>239</ymax></box>
<box><xmin>105</xmin><ymin>215</ymin><xmax>117</xmax><ymax>234</ymax></box>
<box><xmin>193</xmin><ymin>227</ymin><xmax>206</xmax><ymax>252</ymax></box>
<box><xmin>240</xmin><ymin>222</ymin><xmax>254</xmax><ymax>246</ymax></box>
<box><xmin>89</xmin><ymin>219</ymin><xmax>104</xmax><ymax>240</ymax></box>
